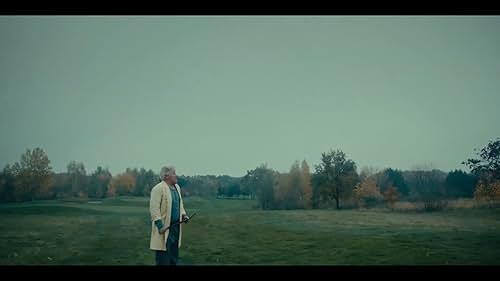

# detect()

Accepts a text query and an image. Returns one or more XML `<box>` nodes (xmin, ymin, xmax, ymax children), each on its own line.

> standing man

<box><xmin>150</xmin><ymin>165</ymin><xmax>189</xmax><ymax>265</ymax></box>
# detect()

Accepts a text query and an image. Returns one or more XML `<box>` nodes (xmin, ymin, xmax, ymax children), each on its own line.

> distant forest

<box><xmin>1</xmin><ymin>138</ymin><xmax>499</xmax><ymax>211</ymax></box>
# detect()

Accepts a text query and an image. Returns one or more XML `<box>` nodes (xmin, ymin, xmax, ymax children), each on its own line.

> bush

<box><xmin>354</xmin><ymin>177</ymin><xmax>383</xmax><ymax>209</ymax></box>
<box><xmin>448</xmin><ymin>198</ymin><xmax>476</xmax><ymax>209</ymax></box>
<box><xmin>474</xmin><ymin>180</ymin><xmax>500</xmax><ymax>202</ymax></box>
<box><xmin>423</xmin><ymin>200</ymin><xmax>448</xmax><ymax>212</ymax></box>
<box><xmin>383</xmin><ymin>186</ymin><xmax>399</xmax><ymax>210</ymax></box>
<box><xmin>392</xmin><ymin>201</ymin><xmax>422</xmax><ymax>212</ymax></box>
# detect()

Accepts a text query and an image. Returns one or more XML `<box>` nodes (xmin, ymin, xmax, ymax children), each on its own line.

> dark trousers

<box><xmin>155</xmin><ymin>224</ymin><xmax>180</xmax><ymax>265</ymax></box>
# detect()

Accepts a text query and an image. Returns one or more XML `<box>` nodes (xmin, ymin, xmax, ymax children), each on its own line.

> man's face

<box><xmin>165</xmin><ymin>171</ymin><xmax>178</xmax><ymax>185</ymax></box>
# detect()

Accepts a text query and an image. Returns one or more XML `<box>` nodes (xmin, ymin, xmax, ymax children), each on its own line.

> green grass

<box><xmin>1</xmin><ymin>196</ymin><xmax>500</xmax><ymax>265</ymax></box>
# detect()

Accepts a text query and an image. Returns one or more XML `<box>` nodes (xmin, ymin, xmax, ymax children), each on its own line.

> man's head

<box><xmin>160</xmin><ymin>166</ymin><xmax>177</xmax><ymax>186</ymax></box>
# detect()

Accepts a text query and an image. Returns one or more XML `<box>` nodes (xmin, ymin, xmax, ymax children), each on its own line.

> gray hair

<box><xmin>159</xmin><ymin>166</ymin><xmax>176</xmax><ymax>180</ymax></box>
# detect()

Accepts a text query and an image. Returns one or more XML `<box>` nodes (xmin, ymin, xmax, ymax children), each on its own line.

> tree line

<box><xmin>0</xmin><ymin>150</ymin><xmax>238</xmax><ymax>202</ymax></box>
<box><xmin>1</xmin><ymin>138</ymin><xmax>499</xmax><ymax>210</ymax></box>
<box><xmin>240</xmin><ymin>138</ymin><xmax>500</xmax><ymax>210</ymax></box>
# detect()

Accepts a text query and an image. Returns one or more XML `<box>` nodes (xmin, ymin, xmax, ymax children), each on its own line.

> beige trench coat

<box><xmin>149</xmin><ymin>181</ymin><xmax>186</xmax><ymax>251</ymax></box>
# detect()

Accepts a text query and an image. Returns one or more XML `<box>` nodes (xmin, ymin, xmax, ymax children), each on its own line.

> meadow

<box><xmin>1</xmin><ymin>196</ymin><xmax>499</xmax><ymax>265</ymax></box>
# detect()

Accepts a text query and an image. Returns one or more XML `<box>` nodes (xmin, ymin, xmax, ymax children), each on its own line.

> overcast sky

<box><xmin>1</xmin><ymin>16</ymin><xmax>499</xmax><ymax>176</ymax></box>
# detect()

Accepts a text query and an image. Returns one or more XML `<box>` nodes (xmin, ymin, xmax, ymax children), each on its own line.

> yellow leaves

<box><xmin>273</xmin><ymin>160</ymin><xmax>313</xmax><ymax>209</ymax></box>
<box><xmin>107</xmin><ymin>172</ymin><xmax>136</xmax><ymax>197</ymax></box>
<box><xmin>474</xmin><ymin>180</ymin><xmax>500</xmax><ymax>201</ymax></box>
<box><xmin>354</xmin><ymin>177</ymin><xmax>381</xmax><ymax>199</ymax></box>
<box><xmin>354</xmin><ymin>177</ymin><xmax>383</xmax><ymax>208</ymax></box>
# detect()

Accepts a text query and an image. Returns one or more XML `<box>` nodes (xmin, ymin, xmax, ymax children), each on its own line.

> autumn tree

<box><xmin>463</xmin><ymin>138</ymin><xmax>500</xmax><ymax>182</ymax></box>
<box><xmin>474</xmin><ymin>180</ymin><xmax>500</xmax><ymax>202</ymax></box>
<box><xmin>383</xmin><ymin>186</ymin><xmax>399</xmax><ymax>210</ymax></box>
<box><xmin>241</xmin><ymin>164</ymin><xmax>277</xmax><ymax>210</ymax></box>
<box><xmin>67</xmin><ymin>161</ymin><xmax>87</xmax><ymax>198</ymax></box>
<box><xmin>463</xmin><ymin>138</ymin><xmax>500</xmax><ymax>204</ymax></box>
<box><xmin>88</xmin><ymin>166</ymin><xmax>112</xmax><ymax>198</ymax></box>
<box><xmin>314</xmin><ymin>149</ymin><xmax>359</xmax><ymax>209</ymax></box>
<box><xmin>8</xmin><ymin>148</ymin><xmax>54</xmax><ymax>201</ymax></box>
<box><xmin>300</xmin><ymin>160</ymin><xmax>313</xmax><ymax>209</ymax></box>
<box><xmin>107</xmin><ymin>171</ymin><xmax>136</xmax><ymax>197</ymax></box>
<box><xmin>284</xmin><ymin>161</ymin><xmax>303</xmax><ymax>209</ymax></box>
<box><xmin>354</xmin><ymin>177</ymin><xmax>383</xmax><ymax>208</ymax></box>
<box><xmin>377</xmin><ymin>168</ymin><xmax>409</xmax><ymax>197</ymax></box>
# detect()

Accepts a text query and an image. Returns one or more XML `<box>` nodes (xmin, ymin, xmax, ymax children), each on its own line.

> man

<box><xmin>149</xmin><ymin>166</ymin><xmax>189</xmax><ymax>265</ymax></box>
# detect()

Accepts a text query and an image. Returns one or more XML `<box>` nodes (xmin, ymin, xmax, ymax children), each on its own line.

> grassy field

<box><xmin>1</xmin><ymin>196</ymin><xmax>500</xmax><ymax>265</ymax></box>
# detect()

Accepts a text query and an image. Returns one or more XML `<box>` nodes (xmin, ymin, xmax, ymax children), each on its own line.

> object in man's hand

<box><xmin>182</xmin><ymin>214</ymin><xmax>190</xmax><ymax>223</ymax></box>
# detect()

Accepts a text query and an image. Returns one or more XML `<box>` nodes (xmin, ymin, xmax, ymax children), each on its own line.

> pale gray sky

<box><xmin>1</xmin><ymin>16</ymin><xmax>499</xmax><ymax>176</ymax></box>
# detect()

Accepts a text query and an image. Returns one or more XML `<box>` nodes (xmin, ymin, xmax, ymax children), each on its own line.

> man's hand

<box><xmin>182</xmin><ymin>214</ymin><xmax>190</xmax><ymax>223</ymax></box>
<box><xmin>155</xmin><ymin>219</ymin><xmax>169</xmax><ymax>234</ymax></box>
<box><xmin>158</xmin><ymin>225</ymin><xmax>169</xmax><ymax>234</ymax></box>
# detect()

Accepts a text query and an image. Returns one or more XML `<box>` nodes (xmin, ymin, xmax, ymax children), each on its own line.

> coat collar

<box><xmin>161</xmin><ymin>180</ymin><xmax>178</xmax><ymax>191</ymax></box>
